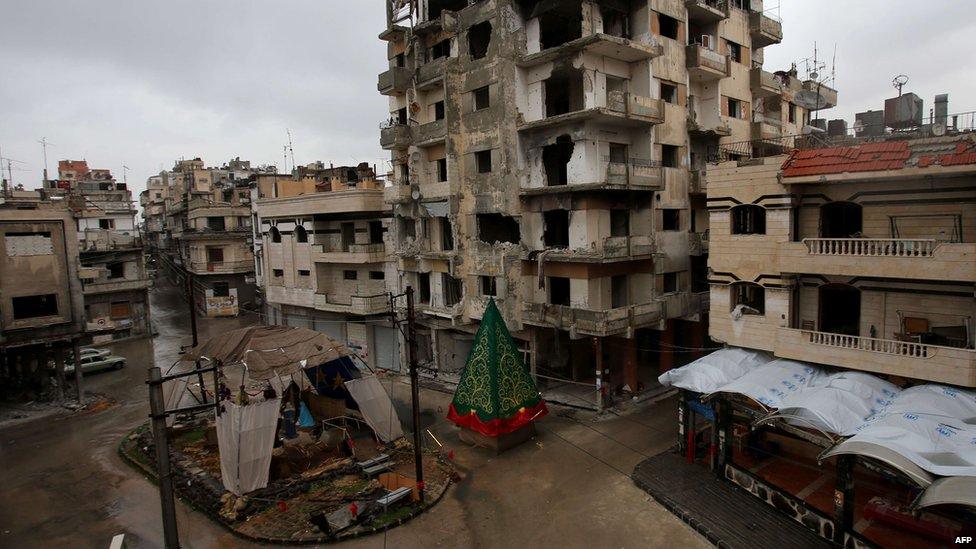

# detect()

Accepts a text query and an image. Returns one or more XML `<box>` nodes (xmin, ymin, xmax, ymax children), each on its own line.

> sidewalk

<box><xmin>632</xmin><ymin>452</ymin><xmax>833</xmax><ymax>549</ymax></box>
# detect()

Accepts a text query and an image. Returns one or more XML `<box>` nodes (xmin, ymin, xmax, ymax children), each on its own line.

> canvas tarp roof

<box><xmin>182</xmin><ymin>326</ymin><xmax>352</xmax><ymax>381</ymax></box>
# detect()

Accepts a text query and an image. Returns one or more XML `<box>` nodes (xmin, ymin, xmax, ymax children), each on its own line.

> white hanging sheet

<box><xmin>344</xmin><ymin>376</ymin><xmax>404</xmax><ymax>443</ymax></box>
<box><xmin>216</xmin><ymin>398</ymin><xmax>281</xmax><ymax>495</ymax></box>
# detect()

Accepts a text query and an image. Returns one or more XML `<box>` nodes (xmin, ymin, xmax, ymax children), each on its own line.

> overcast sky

<box><xmin>1</xmin><ymin>1</ymin><xmax>973</xmax><ymax>202</ymax></box>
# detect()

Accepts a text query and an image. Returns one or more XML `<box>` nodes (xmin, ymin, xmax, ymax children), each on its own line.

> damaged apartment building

<box><xmin>378</xmin><ymin>0</ymin><xmax>817</xmax><ymax>404</ymax></box>
<box><xmin>47</xmin><ymin>160</ymin><xmax>151</xmax><ymax>341</ymax></box>
<box><xmin>254</xmin><ymin>162</ymin><xmax>400</xmax><ymax>372</ymax></box>
<box><xmin>144</xmin><ymin>158</ymin><xmax>266</xmax><ymax>317</ymax></box>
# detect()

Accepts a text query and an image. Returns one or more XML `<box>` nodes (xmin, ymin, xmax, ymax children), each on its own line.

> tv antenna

<box><xmin>286</xmin><ymin>129</ymin><xmax>296</xmax><ymax>171</ymax></box>
<box><xmin>38</xmin><ymin>137</ymin><xmax>55</xmax><ymax>182</ymax></box>
<box><xmin>122</xmin><ymin>164</ymin><xmax>130</xmax><ymax>187</ymax></box>
<box><xmin>892</xmin><ymin>75</ymin><xmax>909</xmax><ymax>96</ymax></box>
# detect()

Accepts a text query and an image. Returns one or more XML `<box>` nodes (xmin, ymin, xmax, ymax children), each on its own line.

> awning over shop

<box><xmin>657</xmin><ymin>347</ymin><xmax>770</xmax><ymax>394</ymax></box>
<box><xmin>821</xmin><ymin>440</ymin><xmax>935</xmax><ymax>488</ymax></box>
<box><xmin>914</xmin><ymin>476</ymin><xmax>976</xmax><ymax>510</ymax></box>
<box><xmin>706</xmin><ymin>359</ymin><xmax>821</xmax><ymax>410</ymax></box>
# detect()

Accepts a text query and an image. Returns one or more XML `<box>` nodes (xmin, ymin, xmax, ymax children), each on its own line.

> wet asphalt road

<box><xmin>0</xmin><ymin>278</ymin><xmax>257</xmax><ymax>549</ymax></box>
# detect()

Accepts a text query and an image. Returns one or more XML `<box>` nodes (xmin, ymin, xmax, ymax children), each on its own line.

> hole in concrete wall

<box><xmin>443</xmin><ymin>274</ymin><xmax>463</xmax><ymax>306</ymax></box>
<box><xmin>538</xmin><ymin>8</ymin><xmax>582</xmax><ymax>50</ymax></box>
<box><xmin>430</xmin><ymin>39</ymin><xmax>451</xmax><ymax>60</ymax></box>
<box><xmin>12</xmin><ymin>294</ymin><xmax>58</xmax><ymax>320</ymax></box>
<box><xmin>468</xmin><ymin>21</ymin><xmax>492</xmax><ymax>59</ymax></box>
<box><xmin>662</xmin><ymin>209</ymin><xmax>681</xmax><ymax>231</ymax></box>
<box><xmin>440</xmin><ymin>217</ymin><xmax>455</xmax><ymax>250</ymax></box>
<box><xmin>611</xmin><ymin>274</ymin><xmax>629</xmax><ymax>308</ymax></box>
<box><xmin>108</xmin><ymin>261</ymin><xmax>125</xmax><ymax>279</ymax></box>
<box><xmin>543</xmin><ymin>135</ymin><xmax>574</xmax><ymax>186</ymax></box>
<box><xmin>545</xmin><ymin>69</ymin><xmax>584</xmax><ymax>117</ymax></box>
<box><xmin>477</xmin><ymin>214</ymin><xmax>520</xmax><ymax>244</ymax></box>
<box><xmin>543</xmin><ymin>209</ymin><xmax>569</xmax><ymax>248</ymax></box>
<box><xmin>428</xmin><ymin>0</ymin><xmax>467</xmax><ymax>20</ymax></box>
<box><xmin>611</xmin><ymin>209</ymin><xmax>629</xmax><ymax>237</ymax></box>
<box><xmin>480</xmin><ymin>276</ymin><xmax>497</xmax><ymax>296</ymax></box>
<box><xmin>548</xmin><ymin>276</ymin><xmax>570</xmax><ymax>306</ymax></box>
<box><xmin>418</xmin><ymin>272</ymin><xmax>431</xmax><ymax>303</ymax></box>
<box><xmin>475</xmin><ymin>150</ymin><xmax>493</xmax><ymax>173</ymax></box>
<box><xmin>473</xmin><ymin>86</ymin><xmax>490</xmax><ymax>110</ymax></box>
<box><xmin>661</xmin><ymin>144</ymin><xmax>679</xmax><ymax>168</ymax></box>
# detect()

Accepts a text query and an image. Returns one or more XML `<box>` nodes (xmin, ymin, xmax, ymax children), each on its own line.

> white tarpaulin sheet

<box><xmin>709</xmin><ymin>359</ymin><xmax>822</xmax><ymax>409</ymax></box>
<box><xmin>217</xmin><ymin>398</ymin><xmax>281</xmax><ymax>496</ymax></box>
<box><xmin>657</xmin><ymin>347</ymin><xmax>770</xmax><ymax>393</ymax></box>
<box><xmin>880</xmin><ymin>384</ymin><xmax>976</xmax><ymax>422</ymax></box>
<box><xmin>344</xmin><ymin>376</ymin><xmax>404</xmax><ymax>443</ymax></box>
<box><xmin>769</xmin><ymin>371</ymin><xmax>902</xmax><ymax>436</ymax></box>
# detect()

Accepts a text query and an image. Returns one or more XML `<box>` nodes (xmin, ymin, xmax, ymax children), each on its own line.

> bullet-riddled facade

<box><xmin>378</xmin><ymin>0</ymin><xmax>813</xmax><ymax>404</ymax></box>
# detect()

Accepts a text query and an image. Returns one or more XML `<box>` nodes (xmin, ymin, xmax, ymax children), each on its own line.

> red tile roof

<box><xmin>780</xmin><ymin>136</ymin><xmax>976</xmax><ymax>177</ymax></box>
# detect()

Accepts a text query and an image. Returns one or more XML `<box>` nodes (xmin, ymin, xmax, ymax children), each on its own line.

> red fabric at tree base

<box><xmin>447</xmin><ymin>400</ymin><xmax>549</xmax><ymax>437</ymax></box>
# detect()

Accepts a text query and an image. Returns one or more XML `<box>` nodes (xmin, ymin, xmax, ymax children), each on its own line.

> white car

<box><xmin>64</xmin><ymin>354</ymin><xmax>126</xmax><ymax>375</ymax></box>
<box><xmin>79</xmin><ymin>347</ymin><xmax>111</xmax><ymax>360</ymax></box>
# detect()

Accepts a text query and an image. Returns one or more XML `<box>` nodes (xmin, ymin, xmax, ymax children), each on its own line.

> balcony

<box><xmin>416</xmin><ymin>57</ymin><xmax>450</xmax><ymax>89</ymax></box>
<box><xmin>377</xmin><ymin>67</ymin><xmax>412</xmax><ymax>95</ymax></box>
<box><xmin>604</xmin><ymin>161</ymin><xmax>663</xmax><ymax>190</ymax></box>
<box><xmin>380</xmin><ymin>124</ymin><xmax>412</xmax><ymax>150</ymax></box>
<box><xmin>660</xmin><ymin>290</ymin><xmax>709</xmax><ymax>320</ymax></box>
<box><xmin>313</xmin><ymin>242</ymin><xmax>387</xmax><ymax>264</ymax></box>
<box><xmin>518</xmin><ymin>33</ymin><xmax>663</xmax><ymax>68</ymax></box>
<box><xmin>686</xmin><ymin>44</ymin><xmax>730</xmax><ymax>81</ymax></box>
<box><xmin>689</xmin><ymin>231</ymin><xmax>709</xmax><ymax>256</ymax></box>
<box><xmin>529</xmin><ymin>235</ymin><xmax>654</xmax><ymax>263</ymax></box>
<box><xmin>751</xmin><ymin>118</ymin><xmax>783</xmax><ymax>141</ymax></box>
<box><xmin>689</xmin><ymin>169</ymin><xmax>705</xmax><ymax>194</ymax></box>
<box><xmin>750</xmin><ymin>12</ymin><xmax>783</xmax><ymax>48</ymax></box>
<box><xmin>802</xmin><ymin>80</ymin><xmax>838</xmax><ymax>109</ymax></box>
<box><xmin>518</xmin><ymin>92</ymin><xmax>664</xmax><ymax>132</ymax></box>
<box><xmin>779</xmin><ymin>239</ymin><xmax>976</xmax><ymax>282</ymax></box>
<box><xmin>383</xmin><ymin>184</ymin><xmax>414</xmax><ymax>204</ymax></box>
<box><xmin>413</xmin><ymin>118</ymin><xmax>447</xmax><ymax>146</ymax></box>
<box><xmin>686</xmin><ymin>0</ymin><xmax>728</xmax><ymax>23</ymax></box>
<box><xmin>522</xmin><ymin>301</ymin><xmax>663</xmax><ymax>338</ymax></box>
<box><xmin>82</xmin><ymin>277</ymin><xmax>151</xmax><ymax>295</ymax></box>
<box><xmin>750</xmin><ymin>68</ymin><xmax>784</xmax><ymax>98</ymax></box>
<box><xmin>775</xmin><ymin>328</ymin><xmax>976</xmax><ymax>387</ymax></box>
<box><xmin>314</xmin><ymin>292</ymin><xmax>391</xmax><ymax>316</ymax></box>
<box><xmin>188</xmin><ymin>259</ymin><xmax>254</xmax><ymax>275</ymax></box>
<box><xmin>256</xmin><ymin>189</ymin><xmax>387</xmax><ymax>217</ymax></box>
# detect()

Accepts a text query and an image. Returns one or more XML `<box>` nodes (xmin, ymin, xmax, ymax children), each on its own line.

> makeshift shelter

<box><xmin>447</xmin><ymin>299</ymin><xmax>547</xmax><ymax>451</ymax></box>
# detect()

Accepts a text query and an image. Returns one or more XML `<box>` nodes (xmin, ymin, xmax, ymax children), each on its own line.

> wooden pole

<box><xmin>148</xmin><ymin>367</ymin><xmax>180</xmax><ymax>548</ymax></box>
<box><xmin>405</xmin><ymin>287</ymin><xmax>425</xmax><ymax>502</ymax></box>
<box><xmin>72</xmin><ymin>339</ymin><xmax>84</xmax><ymax>403</ymax></box>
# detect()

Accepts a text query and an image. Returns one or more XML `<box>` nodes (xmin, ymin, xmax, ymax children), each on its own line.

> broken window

<box><xmin>611</xmin><ymin>210</ymin><xmax>629</xmax><ymax>237</ymax></box>
<box><xmin>475</xmin><ymin>150</ymin><xmax>492</xmax><ymax>173</ymax></box>
<box><xmin>662</xmin><ymin>209</ymin><xmax>681</xmax><ymax>231</ymax></box>
<box><xmin>434</xmin><ymin>100</ymin><xmax>445</xmax><ymax>121</ymax></box>
<box><xmin>298</xmin><ymin>270</ymin><xmax>310</xmax><ymax>277</ymax></box>
<box><xmin>430</xmin><ymin>39</ymin><xmax>451</xmax><ymax>60</ymax></box>
<box><xmin>544</xmin><ymin>70</ymin><xmax>584</xmax><ymax>117</ymax></box>
<box><xmin>344</xmin><ymin>270</ymin><xmax>358</xmax><ymax>281</ymax></box>
<box><xmin>428</xmin><ymin>0</ymin><xmax>467</xmax><ymax>20</ymax></box>
<box><xmin>661</xmin><ymin>82</ymin><xmax>678</xmax><ymax>105</ymax></box>
<box><xmin>273</xmin><ymin>269</ymin><xmax>284</xmax><ymax>277</ymax></box>
<box><xmin>481</xmin><ymin>276</ymin><xmax>497</xmax><ymax>297</ymax></box>
<box><xmin>543</xmin><ymin>210</ymin><xmax>569</xmax><ymax>248</ymax></box>
<box><xmin>369</xmin><ymin>220</ymin><xmax>384</xmax><ymax>244</ymax></box>
<box><xmin>370</xmin><ymin>271</ymin><xmax>385</xmax><ymax>280</ymax></box>
<box><xmin>396</xmin><ymin>107</ymin><xmax>408</xmax><ymax>125</ymax></box>
<box><xmin>108</xmin><ymin>262</ymin><xmax>125</xmax><ymax>279</ymax></box>
<box><xmin>440</xmin><ymin>217</ymin><xmax>455</xmax><ymax>250</ymax></box>
<box><xmin>436</xmin><ymin>158</ymin><xmax>448</xmax><ymax>182</ymax></box>
<box><xmin>213</xmin><ymin>282</ymin><xmax>230</xmax><ymax>297</ymax></box>
<box><xmin>543</xmin><ymin>136</ymin><xmax>574</xmax><ymax>186</ymax></box>
<box><xmin>468</xmin><ymin>21</ymin><xmax>492</xmax><ymax>59</ymax></box>
<box><xmin>661</xmin><ymin>144</ymin><xmax>679</xmax><ymax>168</ymax></box>
<box><xmin>269</xmin><ymin>226</ymin><xmax>281</xmax><ymax>243</ymax></box>
<box><xmin>12</xmin><ymin>294</ymin><xmax>58</xmax><ymax>319</ymax></box>
<box><xmin>538</xmin><ymin>9</ymin><xmax>582</xmax><ymax>50</ymax></box>
<box><xmin>341</xmin><ymin>222</ymin><xmax>355</xmax><ymax>251</ymax></box>
<box><xmin>727</xmin><ymin>97</ymin><xmax>743</xmax><ymax>119</ymax></box>
<box><xmin>207</xmin><ymin>216</ymin><xmax>225</xmax><ymax>231</ymax></box>
<box><xmin>601</xmin><ymin>6</ymin><xmax>630</xmax><ymax>38</ymax></box>
<box><xmin>443</xmin><ymin>274</ymin><xmax>463</xmax><ymax>306</ymax></box>
<box><xmin>548</xmin><ymin>276</ymin><xmax>570</xmax><ymax>306</ymax></box>
<box><xmin>473</xmin><ymin>85</ymin><xmax>490</xmax><ymax>111</ymax></box>
<box><xmin>731</xmin><ymin>205</ymin><xmax>766</xmax><ymax>235</ymax></box>
<box><xmin>608</xmin><ymin>142</ymin><xmax>627</xmax><ymax>164</ymax></box>
<box><xmin>294</xmin><ymin>225</ymin><xmax>308</xmax><ymax>243</ymax></box>
<box><xmin>477</xmin><ymin>214</ymin><xmax>520</xmax><ymax>244</ymax></box>
<box><xmin>98</xmin><ymin>218</ymin><xmax>114</xmax><ymax>230</ymax></box>
<box><xmin>611</xmin><ymin>275</ymin><xmax>629</xmax><ymax>308</ymax></box>
<box><xmin>788</xmin><ymin>102</ymin><xmax>797</xmax><ymax>124</ymax></box>
<box><xmin>731</xmin><ymin>282</ymin><xmax>764</xmax><ymax>314</ymax></box>
<box><xmin>663</xmin><ymin>272</ymin><xmax>679</xmax><ymax>294</ymax></box>
<box><xmin>207</xmin><ymin>247</ymin><xmax>224</xmax><ymax>263</ymax></box>
<box><xmin>223</xmin><ymin>189</ymin><xmax>233</xmax><ymax>202</ymax></box>
<box><xmin>395</xmin><ymin>53</ymin><xmax>406</xmax><ymax>67</ymax></box>
<box><xmin>727</xmin><ymin>40</ymin><xmax>742</xmax><ymax>63</ymax></box>
<box><xmin>658</xmin><ymin>13</ymin><xmax>679</xmax><ymax>40</ymax></box>
<box><xmin>418</xmin><ymin>272</ymin><xmax>431</xmax><ymax>303</ymax></box>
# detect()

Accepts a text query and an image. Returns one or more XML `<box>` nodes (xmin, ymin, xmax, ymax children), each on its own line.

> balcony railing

<box><xmin>685</xmin><ymin>0</ymin><xmax>728</xmax><ymax>23</ymax></box>
<box><xmin>317</xmin><ymin>242</ymin><xmax>386</xmax><ymax>255</ymax></box>
<box><xmin>377</xmin><ymin>67</ymin><xmax>412</xmax><ymax>95</ymax></box>
<box><xmin>804</xmin><ymin>330</ymin><xmax>929</xmax><ymax>358</ymax></box>
<box><xmin>189</xmin><ymin>259</ymin><xmax>254</xmax><ymax>274</ymax></box>
<box><xmin>522</xmin><ymin>301</ymin><xmax>662</xmax><ymax>337</ymax></box>
<box><xmin>383</xmin><ymin>184</ymin><xmax>414</xmax><ymax>204</ymax></box>
<box><xmin>749</xmin><ymin>11</ymin><xmax>783</xmax><ymax>48</ymax></box>
<box><xmin>803</xmin><ymin>238</ymin><xmax>936</xmax><ymax>257</ymax></box>
<box><xmin>606</xmin><ymin>91</ymin><xmax>665</xmax><ymax>122</ymax></box>
<box><xmin>686</xmin><ymin>44</ymin><xmax>730</xmax><ymax>80</ymax></box>
<box><xmin>605</xmin><ymin>159</ymin><xmax>663</xmax><ymax>189</ymax></box>
<box><xmin>315</xmin><ymin>292</ymin><xmax>390</xmax><ymax>315</ymax></box>
<box><xmin>413</xmin><ymin>118</ymin><xmax>447</xmax><ymax>145</ymax></box>
<box><xmin>380</xmin><ymin>123</ymin><xmax>412</xmax><ymax>149</ymax></box>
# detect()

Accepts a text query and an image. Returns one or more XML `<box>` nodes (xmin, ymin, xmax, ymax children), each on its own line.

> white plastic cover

<box><xmin>709</xmin><ymin>359</ymin><xmax>822</xmax><ymax>409</ymax></box>
<box><xmin>217</xmin><ymin>398</ymin><xmax>281</xmax><ymax>495</ymax></box>
<box><xmin>344</xmin><ymin>376</ymin><xmax>404</xmax><ymax>443</ymax></box>
<box><xmin>880</xmin><ymin>384</ymin><xmax>976</xmax><ymax>423</ymax></box>
<box><xmin>769</xmin><ymin>371</ymin><xmax>902</xmax><ymax>436</ymax></box>
<box><xmin>657</xmin><ymin>347</ymin><xmax>770</xmax><ymax>393</ymax></box>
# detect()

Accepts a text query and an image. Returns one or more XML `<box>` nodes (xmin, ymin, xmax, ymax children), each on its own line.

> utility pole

<box><xmin>185</xmin><ymin>271</ymin><xmax>199</xmax><ymax>347</ymax></box>
<box><xmin>72</xmin><ymin>338</ymin><xmax>84</xmax><ymax>403</ymax></box>
<box><xmin>404</xmin><ymin>287</ymin><xmax>425</xmax><ymax>502</ymax></box>
<box><xmin>148</xmin><ymin>367</ymin><xmax>180</xmax><ymax>549</ymax></box>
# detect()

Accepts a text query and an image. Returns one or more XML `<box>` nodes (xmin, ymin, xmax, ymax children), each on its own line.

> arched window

<box><xmin>294</xmin><ymin>225</ymin><xmax>308</xmax><ymax>243</ymax></box>
<box><xmin>731</xmin><ymin>205</ymin><xmax>766</xmax><ymax>235</ymax></box>
<box><xmin>269</xmin><ymin>226</ymin><xmax>281</xmax><ymax>243</ymax></box>
<box><xmin>730</xmin><ymin>282</ymin><xmax>765</xmax><ymax>315</ymax></box>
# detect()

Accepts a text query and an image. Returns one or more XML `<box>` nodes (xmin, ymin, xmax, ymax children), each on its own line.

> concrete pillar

<box><xmin>659</xmin><ymin>319</ymin><xmax>674</xmax><ymax>374</ymax></box>
<box><xmin>593</xmin><ymin>337</ymin><xmax>604</xmax><ymax>412</ymax></box>
<box><xmin>620</xmin><ymin>336</ymin><xmax>639</xmax><ymax>393</ymax></box>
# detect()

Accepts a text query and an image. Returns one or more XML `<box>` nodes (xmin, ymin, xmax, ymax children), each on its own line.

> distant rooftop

<box><xmin>781</xmin><ymin>134</ymin><xmax>976</xmax><ymax>178</ymax></box>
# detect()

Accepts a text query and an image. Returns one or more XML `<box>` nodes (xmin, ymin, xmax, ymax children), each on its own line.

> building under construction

<box><xmin>377</xmin><ymin>0</ymin><xmax>832</xmax><ymax>406</ymax></box>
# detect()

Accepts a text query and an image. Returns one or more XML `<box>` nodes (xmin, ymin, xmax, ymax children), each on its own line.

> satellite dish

<box><xmin>794</xmin><ymin>89</ymin><xmax>828</xmax><ymax>110</ymax></box>
<box><xmin>810</xmin><ymin>71</ymin><xmax>819</xmax><ymax>80</ymax></box>
<box><xmin>410</xmin><ymin>187</ymin><xmax>421</xmax><ymax>200</ymax></box>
